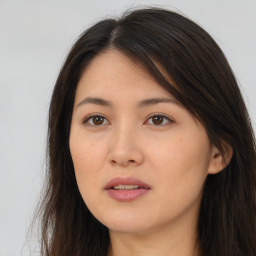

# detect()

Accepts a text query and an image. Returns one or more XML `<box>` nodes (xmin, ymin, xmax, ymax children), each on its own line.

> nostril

<box><xmin>110</xmin><ymin>159</ymin><xmax>136</xmax><ymax>166</ymax></box>
<box><xmin>111</xmin><ymin>160</ymin><xmax>117</xmax><ymax>164</ymax></box>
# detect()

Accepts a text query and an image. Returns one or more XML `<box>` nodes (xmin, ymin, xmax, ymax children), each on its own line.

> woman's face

<box><xmin>69</xmin><ymin>50</ymin><xmax>221</xmax><ymax>235</ymax></box>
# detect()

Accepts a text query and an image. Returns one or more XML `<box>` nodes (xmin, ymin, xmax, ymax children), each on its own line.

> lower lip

<box><xmin>106</xmin><ymin>188</ymin><xmax>150</xmax><ymax>202</ymax></box>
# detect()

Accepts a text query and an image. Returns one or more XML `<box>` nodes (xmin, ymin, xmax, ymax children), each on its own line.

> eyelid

<box><xmin>82</xmin><ymin>113</ymin><xmax>110</xmax><ymax>126</ymax></box>
<box><xmin>144</xmin><ymin>113</ymin><xmax>174</xmax><ymax>125</ymax></box>
<box><xmin>82</xmin><ymin>112</ymin><xmax>174</xmax><ymax>126</ymax></box>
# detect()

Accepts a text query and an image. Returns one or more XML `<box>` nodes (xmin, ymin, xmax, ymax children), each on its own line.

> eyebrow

<box><xmin>76</xmin><ymin>96</ymin><xmax>177</xmax><ymax>109</ymax></box>
<box><xmin>76</xmin><ymin>97</ymin><xmax>113</xmax><ymax>108</ymax></box>
<box><xmin>138</xmin><ymin>97</ymin><xmax>177</xmax><ymax>107</ymax></box>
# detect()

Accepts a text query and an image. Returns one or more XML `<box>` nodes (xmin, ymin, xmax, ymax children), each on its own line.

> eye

<box><xmin>83</xmin><ymin>114</ymin><xmax>109</xmax><ymax>126</ymax></box>
<box><xmin>146</xmin><ymin>114</ymin><xmax>173</xmax><ymax>126</ymax></box>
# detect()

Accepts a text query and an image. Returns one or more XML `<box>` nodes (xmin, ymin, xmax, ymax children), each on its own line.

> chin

<box><xmin>97</xmin><ymin>213</ymin><xmax>155</xmax><ymax>235</ymax></box>
<box><xmin>108</xmin><ymin>223</ymin><xmax>151</xmax><ymax>235</ymax></box>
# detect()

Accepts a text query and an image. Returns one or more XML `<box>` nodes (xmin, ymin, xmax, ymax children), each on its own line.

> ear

<box><xmin>208</xmin><ymin>142</ymin><xmax>233</xmax><ymax>174</ymax></box>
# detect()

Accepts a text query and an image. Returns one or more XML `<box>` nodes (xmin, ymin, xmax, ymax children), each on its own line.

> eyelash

<box><xmin>146</xmin><ymin>114</ymin><xmax>173</xmax><ymax>126</ymax></box>
<box><xmin>82</xmin><ymin>113</ymin><xmax>174</xmax><ymax>127</ymax></box>
<box><xmin>83</xmin><ymin>114</ymin><xmax>109</xmax><ymax>126</ymax></box>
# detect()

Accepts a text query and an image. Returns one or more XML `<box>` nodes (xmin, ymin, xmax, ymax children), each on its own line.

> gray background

<box><xmin>0</xmin><ymin>0</ymin><xmax>255</xmax><ymax>255</ymax></box>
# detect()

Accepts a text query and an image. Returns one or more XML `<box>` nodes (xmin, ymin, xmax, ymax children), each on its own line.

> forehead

<box><xmin>72</xmin><ymin>49</ymin><xmax>201</xmax><ymax>128</ymax></box>
<box><xmin>75</xmin><ymin>50</ymin><xmax>174</xmax><ymax>101</ymax></box>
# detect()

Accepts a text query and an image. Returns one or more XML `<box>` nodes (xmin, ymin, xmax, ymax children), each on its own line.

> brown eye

<box><xmin>92</xmin><ymin>116</ymin><xmax>104</xmax><ymax>125</ymax></box>
<box><xmin>83</xmin><ymin>115</ymin><xmax>109</xmax><ymax>126</ymax></box>
<box><xmin>147</xmin><ymin>114</ymin><xmax>173</xmax><ymax>126</ymax></box>
<box><xmin>152</xmin><ymin>116</ymin><xmax>164</xmax><ymax>125</ymax></box>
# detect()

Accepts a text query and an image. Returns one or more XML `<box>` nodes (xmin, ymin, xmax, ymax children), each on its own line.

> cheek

<box><xmin>148</xmin><ymin>132</ymin><xmax>211</xmax><ymax>194</ymax></box>
<box><xmin>70</xmin><ymin>125</ymin><xmax>106</xmax><ymax>167</ymax></box>
<box><xmin>69</xmin><ymin>135</ymin><xmax>106</xmax><ymax>197</ymax></box>
<box><xmin>146</xmin><ymin>137</ymin><xmax>210</xmax><ymax>220</ymax></box>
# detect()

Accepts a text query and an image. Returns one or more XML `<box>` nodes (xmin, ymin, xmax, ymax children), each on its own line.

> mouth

<box><xmin>105</xmin><ymin>177</ymin><xmax>151</xmax><ymax>202</ymax></box>
<box><xmin>112</xmin><ymin>184</ymin><xmax>142</xmax><ymax>190</ymax></box>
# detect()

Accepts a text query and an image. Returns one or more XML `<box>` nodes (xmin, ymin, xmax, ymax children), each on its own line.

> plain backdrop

<box><xmin>0</xmin><ymin>0</ymin><xmax>255</xmax><ymax>255</ymax></box>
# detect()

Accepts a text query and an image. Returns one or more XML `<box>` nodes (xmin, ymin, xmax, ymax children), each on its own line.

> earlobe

<box><xmin>208</xmin><ymin>143</ymin><xmax>233</xmax><ymax>175</ymax></box>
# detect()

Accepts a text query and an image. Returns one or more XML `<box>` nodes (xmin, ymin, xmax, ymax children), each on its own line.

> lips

<box><xmin>105</xmin><ymin>177</ymin><xmax>151</xmax><ymax>202</ymax></box>
<box><xmin>105</xmin><ymin>177</ymin><xmax>151</xmax><ymax>190</ymax></box>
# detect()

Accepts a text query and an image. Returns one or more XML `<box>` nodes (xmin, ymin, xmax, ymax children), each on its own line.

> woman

<box><xmin>38</xmin><ymin>7</ymin><xmax>256</xmax><ymax>256</ymax></box>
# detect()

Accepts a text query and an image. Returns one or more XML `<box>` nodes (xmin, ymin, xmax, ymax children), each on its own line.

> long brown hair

<box><xmin>37</xmin><ymin>8</ymin><xmax>256</xmax><ymax>256</ymax></box>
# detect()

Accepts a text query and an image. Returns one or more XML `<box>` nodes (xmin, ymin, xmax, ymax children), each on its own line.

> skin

<box><xmin>69</xmin><ymin>50</ymin><xmax>227</xmax><ymax>256</ymax></box>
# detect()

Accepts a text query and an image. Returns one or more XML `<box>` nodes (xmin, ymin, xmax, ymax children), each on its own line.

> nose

<box><xmin>108</xmin><ymin>125</ymin><xmax>144</xmax><ymax>167</ymax></box>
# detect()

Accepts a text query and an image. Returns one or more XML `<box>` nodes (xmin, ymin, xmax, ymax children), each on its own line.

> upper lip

<box><xmin>104</xmin><ymin>177</ymin><xmax>151</xmax><ymax>189</ymax></box>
